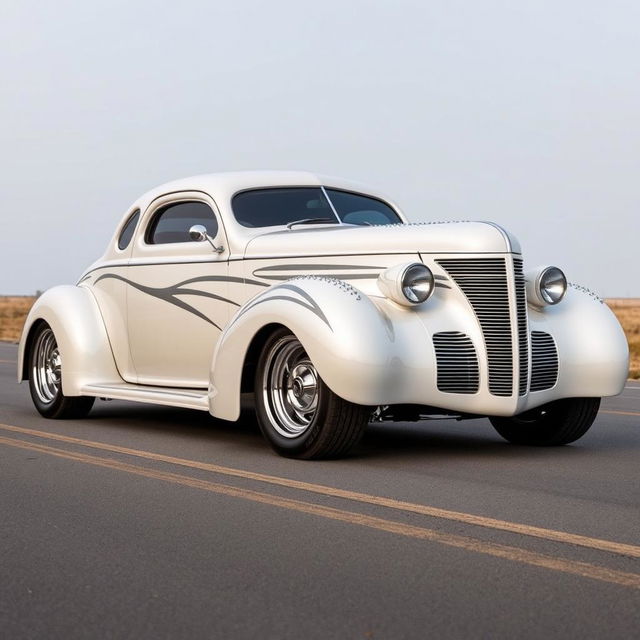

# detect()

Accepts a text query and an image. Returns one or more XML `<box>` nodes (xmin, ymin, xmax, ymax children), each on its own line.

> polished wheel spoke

<box><xmin>32</xmin><ymin>328</ymin><xmax>61</xmax><ymax>404</ymax></box>
<box><xmin>263</xmin><ymin>337</ymin><xmax>320</xmax><ymax>438</ymax></box>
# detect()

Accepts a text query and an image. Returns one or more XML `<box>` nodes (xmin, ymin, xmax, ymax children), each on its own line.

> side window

<box><xmin>117</xmin><ymin>209</ymin><xmax>140</xmax><ymax>250</ymax></box>
<box><xmin>146</xmin><ymin>201</ymin><xmax>218</xmax><ymax>245</ymax></box>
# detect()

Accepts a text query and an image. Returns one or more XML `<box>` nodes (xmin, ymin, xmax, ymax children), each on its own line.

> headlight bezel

<box><xmin>378</xmin><ymin>262</ymin><xmax>435</xmax><ymax>307</ymax></box>
<box><xmin>527</xmin><ymin>265</ymin><xmax>567</xmax><ymax>307</ymax></box>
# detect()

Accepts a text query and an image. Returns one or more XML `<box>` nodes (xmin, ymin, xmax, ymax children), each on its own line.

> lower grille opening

<box><xmin>434</xmin><ymin>332</ymin><xmax>479</xmax><ymax>394</ymax></box>
<box><xmin>530</xmin><ymin>331</ymin><xmax>558</xmax><ymax>391</ymax></box>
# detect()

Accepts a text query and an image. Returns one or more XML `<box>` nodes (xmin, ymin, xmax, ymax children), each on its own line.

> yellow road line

<box><xmin>0</xmin><ymin>433</ymin><xmax>638</xmax><ymax>590</ymax></box>
<box><xmin>1</xmin><ymin>422</ymin><xmax>639</xmax><ymax>559</ymax></box>
<box><xmin>0</xmin><ymin>359</ymin><xmax>16</xmax><ymax>364</ymax></box>
<box><xmin>602</xmin><ymin>410</ymin><xmax>640</xmax><ymax>417</ymax></box>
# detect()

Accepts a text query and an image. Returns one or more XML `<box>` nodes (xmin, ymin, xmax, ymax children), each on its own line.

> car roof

<box><xmin>97</xmin><ymin>171</ymin><xmax>406</xmax><ymax>261</ymax></box>
<box><xmin>136</xmin><ymin>170</ymin><xmax>394</xmax><ymax>206</ymax></box>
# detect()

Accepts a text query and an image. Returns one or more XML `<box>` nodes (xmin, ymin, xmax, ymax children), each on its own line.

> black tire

<box><xmin>255</xmin><ymin>328</ymin><xmax>369</xmax><ymax>459</ymax></box>
<box><xmin>28</xmin><ymin>322</ymin><xmax>95</xmax><ymax>419</ymax></box>
<box><xmin>490</xmin><ymin>397</ymin><xmax>600</xmax><ymax>446</ymax></box>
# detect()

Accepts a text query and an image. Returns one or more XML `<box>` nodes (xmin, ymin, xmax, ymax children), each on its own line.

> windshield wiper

<box><xmin>286</xmin><ymin>217</ymin><xmax>337</xmax><ymax>230</ymax></box>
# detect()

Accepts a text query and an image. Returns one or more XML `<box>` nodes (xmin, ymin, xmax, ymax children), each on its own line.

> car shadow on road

<box><xmin>355</xmin><ymin>416</ymin><xmax>637</xmax><ymax>463</ymax></box>
<box><xmin>357</xmin><ymin>419</ymin><xmax>545</xmax><ymax>462</ymax></box>
<box><xmin>87</xmin><ymin>399</ymin><xmax>263</xmax><ymax>445</ymax></box>
<box><xmin>84</xmin><ymin>400</ymin><xmax>610</xmax><ymax>464</ymax></box>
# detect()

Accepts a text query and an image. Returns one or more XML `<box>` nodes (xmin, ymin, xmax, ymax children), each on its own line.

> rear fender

<box><xmin>18</xmin><ymin>286</ymin><xmax>122</xmax><ymax>395</ymax></box>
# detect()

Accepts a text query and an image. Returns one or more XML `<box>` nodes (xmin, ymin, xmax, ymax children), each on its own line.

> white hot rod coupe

<box><xmin>19</xmin><ymin>171</ymin><xmax>629</xmax><ymax>458</ymax></box>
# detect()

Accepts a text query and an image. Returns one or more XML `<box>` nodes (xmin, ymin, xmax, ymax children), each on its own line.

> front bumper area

<box><xmin>368</xmin><ymin>254</ymin><xmax>628</xmax><ymax>417</ymax></box>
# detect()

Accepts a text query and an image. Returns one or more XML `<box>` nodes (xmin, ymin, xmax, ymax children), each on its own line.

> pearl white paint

<box><xmin>18</xmin><ymin>172</ymin><xmax>629</xmax><ymax>420</ymax></box>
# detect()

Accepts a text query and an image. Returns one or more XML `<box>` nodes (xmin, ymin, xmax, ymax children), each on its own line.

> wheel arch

<box><xmin>239</xmin><ymin>322</ymin><xmax>285</xmax><ymax>395</ymax></box>
<box><xmin>17</xmin><ymin>286</ymin><xmax>123</xmax><ymax>395</ymax></box>
<box><xmin>208</xmin><ymin>278</ymin><xmax>399</xmax><ymax>422</ymax></box>
<box><xmin>20</xmin><ymin>318</ymin><xmax>47</xmax><ymax>381</ymax></box>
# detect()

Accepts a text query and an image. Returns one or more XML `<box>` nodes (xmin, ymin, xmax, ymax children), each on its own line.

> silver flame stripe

<box><xmin>252</xmin><ymin>264</ymin><xmax>384</xmax><ymax>282</ymax></box>
<box><xmin>94</xmin><ymin>274</ymin><xmax>243</xmax><ymax>329</ymax></box>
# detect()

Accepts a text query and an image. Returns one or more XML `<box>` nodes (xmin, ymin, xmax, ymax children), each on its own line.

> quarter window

<box><xmin>117</xmin><ymin>209</ymin><xmax>140</xmax><ymax>250</ymax></box>
<box><xmin>146</xmin><ymin>201</ymin><xmax>218</xmax><ymax>244</ymax></box>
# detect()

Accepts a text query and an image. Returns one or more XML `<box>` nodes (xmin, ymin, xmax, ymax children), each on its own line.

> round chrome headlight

<box><xmin>402</xmin><ymin>264</ymin><xmax>434</xmax><ymax>304</ymax></box>
<box><xmin>378</xmin><ymin>262</ymin><xmax>434</xmax><ymax>306</ymax></box>
<box><xmin>538</xmin><ymin>266</ymin><xmax>567</xmax><ymax>305</ymax></box>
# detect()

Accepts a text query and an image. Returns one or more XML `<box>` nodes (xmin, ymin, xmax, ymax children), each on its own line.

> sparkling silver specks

<box><xmin>382</xmin><ymin>220</ymin><xmax>471</xmax><ymax>227</ymax></box>
<box><xmin>568</xmin><ymin>282</ymin><xmax>603</xmax><ymax>303</ymax></box>
<box><xmin>289</xmin><ymin>276</ymin><xmax>362</xmax><ymax>300</ymax></box>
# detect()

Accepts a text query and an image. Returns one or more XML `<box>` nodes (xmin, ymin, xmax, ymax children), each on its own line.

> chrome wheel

<box><xmin>262</xmin><ymin>335</ymin><xmax>319</xmax><ymax>438</ymax></box>
<box><xmin>32</xmin><ymin>327</ymin><xmax>62</xmax><ymax>404</ymax></box>
<box><xmin>256</xmin><ymin>328</ymin><xmax>369</xmax><ymax>458</ymax></box>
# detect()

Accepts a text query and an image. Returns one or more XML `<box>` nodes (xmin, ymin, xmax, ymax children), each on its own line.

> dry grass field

<box><xmin>0</xmin><ymin>296</ymin><xmax>36</xmax><ymax>342</ymax></box>
<box><xmin>607</xmin><ymin>299</ymin><xmax>640</xmax><ymax>379</ymax></box>
<box><xmin>0</xmin><ymin>295</ymin><xmax>638</xmax><ymax>378</ymax></box>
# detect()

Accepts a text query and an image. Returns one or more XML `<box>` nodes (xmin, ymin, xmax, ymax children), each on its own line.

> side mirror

<box><xmin>188</xmin><ymin>224</ymin><xmax>224</xmax><ymax>254</ymax></box>
<box><xmin>189</xmin><ymin>224</ymin><xmax>208</xmax><ymax>242</ymax></box>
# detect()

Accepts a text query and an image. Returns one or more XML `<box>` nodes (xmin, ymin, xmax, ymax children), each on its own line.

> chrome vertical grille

<box><xmin>513</xmin><ymin>257</ymin><xmax>529</xmax><ymax>395</ymax></box>
<box><xmin>433</xmin><ymin>332</ymin><xmax>479</xmax><ymax>394</ymax></box>
<box><xmin>436</xmin><ymin>258</ymin><xmax>513</xmax><ymax>396</ymax></box>
<box><xmin>530</xmin><ymin>331</ymin><xmax>558</xmax><ymax>391</ymax></box>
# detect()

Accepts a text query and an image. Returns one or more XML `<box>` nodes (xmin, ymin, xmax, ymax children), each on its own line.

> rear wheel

<box><xmin>490</xmin><ymin>397</ymin><xmax>600</xmax><ymax>446</ymax></box>
<box><xmin>28</xmin><ymin>323</ymin><xmax>94</xmax><ymax>419</ymax></box>
<box><xmin>255</xmin><ymin>328</ymin><xmax>369</xmax><ymax>459</ymax></box>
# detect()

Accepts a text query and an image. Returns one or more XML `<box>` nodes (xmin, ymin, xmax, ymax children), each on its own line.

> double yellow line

<box><xmin>1</xmin><ymin>422</ymin><xmax>639</xmax><ymax>590</ymax></box>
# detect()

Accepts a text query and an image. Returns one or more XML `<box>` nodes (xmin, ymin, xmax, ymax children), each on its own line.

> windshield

<box><xmin>232</xmin><ymin>187</ymin><xmax>401</xmax><ymax>228</ymax></box>
<box><xmin>325</xmin><ymin>189</ymin><xmax>400</xmax><ymax>226</ymax></box>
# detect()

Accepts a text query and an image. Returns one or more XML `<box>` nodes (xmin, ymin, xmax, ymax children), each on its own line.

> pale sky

<box><xmin>1</xmin><ymin>0</ymin><xmax>638</xmax><ymax>296</ymax></box>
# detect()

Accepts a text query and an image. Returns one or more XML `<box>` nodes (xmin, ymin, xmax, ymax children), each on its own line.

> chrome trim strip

<box><xmin>478</xmin><ymin>221</ymin><xmax>513</xmax><ymax>253</ymax></box>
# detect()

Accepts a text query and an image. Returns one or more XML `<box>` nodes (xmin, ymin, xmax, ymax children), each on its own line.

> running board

<box><xmin>81</xmin><ymin>383</ymin><xmax>210</xmax><ymax>411</ymax></box>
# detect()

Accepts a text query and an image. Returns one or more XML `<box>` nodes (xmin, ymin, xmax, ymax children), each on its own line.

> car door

<box><xmin>126</xmin><ymin>192</ymin><xmax>231</xmax><ymax>388</ymax></box>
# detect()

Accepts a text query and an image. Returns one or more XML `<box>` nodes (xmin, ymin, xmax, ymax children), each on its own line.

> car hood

<box><xmin>243</xmin><ymin>221</ymin><xmax>521</xmax><ymax>258</ymax></box>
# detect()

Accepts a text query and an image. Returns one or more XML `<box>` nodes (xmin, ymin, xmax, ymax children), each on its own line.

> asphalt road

<box><xmin>0</xmin><ymin>342</ymin><xmax>638</xmax><ymax>639</ymax></box>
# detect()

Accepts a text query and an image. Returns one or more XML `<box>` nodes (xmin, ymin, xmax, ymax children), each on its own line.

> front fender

<box><xmin>523</xmin><ymin>285</ymin><xmax>628</xmax><ymax>407</ymax></box>
<box><xmin>18</xmin><ymin>286</ymin><xmax>122</xmax><ymax>395</ymax></box>
<box><xmin>209</xmin><ymin>277</ymin><xmax>417</xmax><ymax>421</ymax></box>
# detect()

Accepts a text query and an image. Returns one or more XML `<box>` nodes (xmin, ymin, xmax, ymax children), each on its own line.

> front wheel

<box><xmin>28</xmin><ymin>323</ymin><xmax>95</xmax><ymax>419</ymax></box>
<box><xmin>490</xmin><ymin>397</ymin><xmax>600</xmax><ymax>446</ymax></box>
<box><xmin>255</xmin><ymin>329</ymin><xmax>370</xmax><ymax>459</ymax></box>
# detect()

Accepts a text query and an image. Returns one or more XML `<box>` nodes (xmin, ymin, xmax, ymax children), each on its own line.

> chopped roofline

<box><xmin>95</xmin><ymin>171</ymin><xmax>408</xmax><ymax>265</ymax></box>
<box><xmin>134</xmin><ymin>170</ymin><xmax>398</xmax><ymax>210</ymax></box>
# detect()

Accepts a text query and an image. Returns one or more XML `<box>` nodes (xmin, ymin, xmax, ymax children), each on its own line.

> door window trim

<box><xmin>132</xmin><ymin>191</ymin><xmax>227</xmax><ymax>257</ymax></box>
<box><xmin>144</xmin><ymin>200</ymin><xmax>218</xmax><ymax>246</ymax></box>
